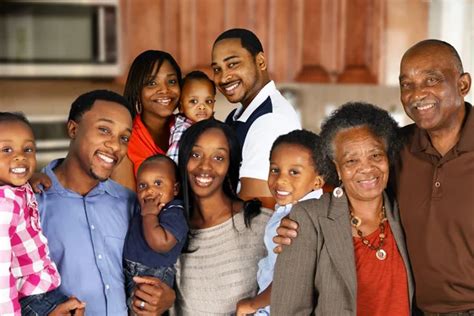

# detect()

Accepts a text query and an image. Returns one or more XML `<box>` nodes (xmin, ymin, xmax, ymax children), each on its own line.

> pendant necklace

<box><xmin>350</xmin><ymin>205</ymin><xmax>388</xmax><ymax>261</ymax></box>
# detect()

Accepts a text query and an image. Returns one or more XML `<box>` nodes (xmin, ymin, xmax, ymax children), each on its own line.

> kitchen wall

<box><xmin>2</xmin><ymin>0</ymin><xmax>472</xmax><ymax>171</ymax></box>
<box><xmin>0</xmin><ymin>0</ymin><xmax>429</xmax><ymax>122</ymax></box>
<box><xmin>0</xmin><ymin>79</ymin><xmax>408</xmax><ymax>128</ymax></box>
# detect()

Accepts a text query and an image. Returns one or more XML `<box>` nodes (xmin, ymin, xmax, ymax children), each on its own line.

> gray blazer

<box><xmin>271</xmin><ymin>192</ymin><xmax>414</xmax><ymax>315</ymax></box>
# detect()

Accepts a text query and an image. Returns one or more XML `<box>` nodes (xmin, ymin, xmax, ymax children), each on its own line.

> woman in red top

<box><xmin>270</xmin><ymin>102</ymin><xmax>414</xmax><ymax>315</ymax></box>
<box><xmin>112</xmin><ymin>51</ymin><xmax>182</xmax><ymax>190</ymax></box>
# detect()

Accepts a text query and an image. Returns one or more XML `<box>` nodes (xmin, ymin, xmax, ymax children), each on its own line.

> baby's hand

<box><xmin>236</xmin><ymin>298</ymin><xmax>256</xmax><ymax>316</ymax></box>
<box><xmin>139</xmin><ymin>195</ymin><xmax>165</xmax><ymax>216</ymax></box>
<box><xmin>48</xmin><ymin>296</ymin><xmax>85</xmax><ymax>316</ymax></box>
<box><xmin>29</xmin><ymin>172</ymin><xmax>52</xmax><ymax>193</ymax></box>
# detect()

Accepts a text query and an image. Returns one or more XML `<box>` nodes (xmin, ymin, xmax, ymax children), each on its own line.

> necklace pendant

<box><xmin>376</xmin><ymin>249</ymin><xmax>387</xmax><ymax>260</ymax></box>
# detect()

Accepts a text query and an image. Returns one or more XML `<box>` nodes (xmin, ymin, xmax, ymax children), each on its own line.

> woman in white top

<box><xmin>173</xmin><ymin>119</ymin><xmax>271</xmax><ymax>315</ymax></box>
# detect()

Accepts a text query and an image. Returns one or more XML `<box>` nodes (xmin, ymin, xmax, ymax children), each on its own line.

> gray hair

<box><xmin>319</xmin><ymin>101</ymin><xmax>402</xmax><ymax>185</ymax></box>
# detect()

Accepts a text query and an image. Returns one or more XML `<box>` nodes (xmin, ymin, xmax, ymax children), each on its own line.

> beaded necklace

<box><xmin>350</xmin><ymin>206</ymin><xmax>388</xmax><ymax>260</ymax></box>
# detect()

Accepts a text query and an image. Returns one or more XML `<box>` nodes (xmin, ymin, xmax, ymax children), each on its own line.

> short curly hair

<box><xmin>319</xmin><ymin>102</ymin><xmax>402</xmax><ymax>185</ymax></box>
<box><xmin>0</xmin><ymin>112</ymin><xmax>32</xmax><ymax>130</ymax></box>
<box><xmin>213</xmin><ymin>28</ymin><xmax>264</xmax><ymax>57</ymax></box>
<box><xmin>68</xmin><ymin>90</ymin><xmax>132</xmax><ymax>122</ymax></box>
<box><xmin>270</xmin><ymin>129</ymin><xmax>324</xmax><ymax>176</ymax></box>
<box><xmin>181</xmin><ymin>70</ymin><xmax>216</xmax><ymax>95</ymax></box>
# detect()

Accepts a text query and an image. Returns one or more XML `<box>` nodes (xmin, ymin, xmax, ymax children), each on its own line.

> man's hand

<box><xmin>29</xmin><ymin>172</ymin><xmax>52</xmax><ymax>193</ymax></box>
<box><xmin>48</xmin><ymin>296</ymin><xmax>85</xmax><ymax>316</ymax></box>
<box><xmin>272</xmin><ymin>217</ymin><xmax>299</xmax><ymax>254</ymax></box>
<box><xmin>131</xmin><ymin>276</ymin><xmax>176</xmax><ymax>316</ymax></box>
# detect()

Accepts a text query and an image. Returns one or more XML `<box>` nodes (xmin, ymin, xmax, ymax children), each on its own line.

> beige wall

<box><xmin>383</xmin><ymin>0</ymin><xmax>429</xmax><ymax>85</ymax></box>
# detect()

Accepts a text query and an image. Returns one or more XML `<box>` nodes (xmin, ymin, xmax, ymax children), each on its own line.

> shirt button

<box><xmin>91</xmin><ymin>225</ymin><xmax>95</xmax><ymax>230</ymax></box>
<box><xmin>435</xmin><ymin>181</ymin><xmax>441</xmax><ymax>188</ymax></box>
<box><xmin>98</xmin><ymin>254</ymin><xmax>102</xmax><ymax>259</ymax></box>
<box><xmin>105</xmin><ymin>284</ymin><xmax>110</xmax><ymax>290</ymax></box>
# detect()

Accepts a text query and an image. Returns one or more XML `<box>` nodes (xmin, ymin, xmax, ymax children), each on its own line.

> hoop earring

<box><xmin>135</xmin><ymin>101</ymin><xmax>142</xmax><ymax>114</ymax></box>
<box><xmin>333</xmin><ymin>182</ymin><xmax>344</xmax><ymax>198</ymax></box>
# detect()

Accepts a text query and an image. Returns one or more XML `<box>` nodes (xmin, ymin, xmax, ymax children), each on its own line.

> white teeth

<box><xmin>11</xmin><ymin>167</ymin><xmax>26</xmax><ymax>174</ymax></box>
<box><xmin>276</xmin><ymin>190</ymin><xmax>290</xmax><ymax>196</ymax></box>
<box><xmin>358</xmin><ymin>178</ymin><xmax>377</xmax><ymax>184</ymax></box>
<box><xmin>155</xmin><ymin>98</ymin><xmax>171</xmax><ymax>105</ymax></box>
<box><xmin>225</xmin><ymin>82</ymin><xmax>239</xmax><ymax>92</ymax></box>
<box><xmin>196</xmin><ymin>176</ymin><xmax>212</xmax><ymax>185</ymax></box>
<box><xmin>416</xmin><ymin>103</ymin><xmax>434</xmax><ymax>111</ymax></box>
<box><xmin>97</xmin><ymin>153</ymin><xmax>114</xmax><ymax>164</ymax></box>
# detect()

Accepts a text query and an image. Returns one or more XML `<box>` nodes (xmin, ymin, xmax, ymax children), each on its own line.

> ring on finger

<box><xmin>139</xmin><ymin>300</ymin><xmax>145</xmax><ymax>309</ymax></box>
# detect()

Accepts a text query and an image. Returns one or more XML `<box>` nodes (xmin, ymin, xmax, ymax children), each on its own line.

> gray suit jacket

<box><xmin>271</xmin><ymin>192</ymin><xmax>414</xmax><ymax>315</ymax></box>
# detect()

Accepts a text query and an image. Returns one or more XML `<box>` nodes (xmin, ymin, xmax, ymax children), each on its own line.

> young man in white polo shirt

<box><xmin>211</xmin><ymin>28</ymin><xmax>301</xmax><ymax>208</ymax></box>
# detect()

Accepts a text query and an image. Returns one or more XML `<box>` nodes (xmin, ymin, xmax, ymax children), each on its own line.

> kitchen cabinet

<box><xmin>118</xmin><ymin>0</ymin><xmax>391</xmax><ymax>84</ymax></box>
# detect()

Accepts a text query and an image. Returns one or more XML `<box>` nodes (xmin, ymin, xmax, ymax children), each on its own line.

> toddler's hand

<box><xmin>140</xmin><ymin>195</ymin><xmax>165</xmax><ymax>216</ymax></box>
<box><xmin>48</xmin><ymin>296</ymin><xmax>85</xmax><ymax>316</ymax></box>
<box><xmin>29</xmin><ymin>172</ymin><xmax>52</xmax><ymax>193</ymax></box>
<box><xmin>236</xmin><ymin>298</ymin><xmax>256</xmax><ymax>316</ymax></box>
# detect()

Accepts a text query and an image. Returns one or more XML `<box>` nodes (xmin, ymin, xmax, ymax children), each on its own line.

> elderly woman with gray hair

<box><xmin>270</xmin><ymin>102</ymin><xmax>414</xmax><ymax>315</ymax></box>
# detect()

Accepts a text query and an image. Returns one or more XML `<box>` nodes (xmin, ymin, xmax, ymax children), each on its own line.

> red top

<box><xmin>127</xmin><ymin>115</ymin><xmax>174</xmax><ymax>176</ymax></box>
<box><xmin>354</xmin><ymin>222</ymin><xmax>409</xmax><ymax>316</ymax></box>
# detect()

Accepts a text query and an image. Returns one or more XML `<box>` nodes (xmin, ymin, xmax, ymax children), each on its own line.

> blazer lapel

<box><xmin>319</xmin><ymin>196</ymin><xmax>357</xmax><ymax>302</ymax></box>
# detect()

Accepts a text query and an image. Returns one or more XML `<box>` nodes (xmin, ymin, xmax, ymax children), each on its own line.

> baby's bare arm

<box><xmin>140</xmin><ymin>198</ymin><xmax>177</xmax><ymax>253</ymax></box>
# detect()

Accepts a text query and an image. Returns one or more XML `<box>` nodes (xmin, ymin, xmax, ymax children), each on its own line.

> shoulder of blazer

<box><xmin>290</xmin><ymin>193</ymin><xmax>333</xmax><ymax>220</ymax></box>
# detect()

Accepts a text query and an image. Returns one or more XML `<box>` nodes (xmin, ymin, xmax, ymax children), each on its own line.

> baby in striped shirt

<box><xmin>0</xmin><ymin>112</ymin><xmax>85</xmax><ymax>316</ymax></box>
<box><xmin>166</xmin><ymin>70</ymin><xmax>216</xmax><ymax>163</ymax></box>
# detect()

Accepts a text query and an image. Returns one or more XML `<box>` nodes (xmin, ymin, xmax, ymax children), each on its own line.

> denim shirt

<box><xmin>256</xmin><ymin>189</ymin><xmax>323</xmax><ymax>315</ymax></box>
<box><xmin>37</xmin><ymin>159</ymin><xmax>137</xmax><ymax>316</ymax></box>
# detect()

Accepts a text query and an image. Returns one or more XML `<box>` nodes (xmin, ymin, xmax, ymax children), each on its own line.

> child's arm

<box><xmin>29</xmin><ymin>172</ymin><xmax>52</xmax><ymax>193</ymax></box>
<box><xmin>48</xmin><ymin>296</ymin><xmax>85</xmax><ymax>316</ymax></box>
<box><xmin>236</xmin><ymin>284</ymin><xmax>272</xmax><ymax>316</ymax></box>
<box><xmin>140</xmin><ymin>197</ymin><xmax>178</xmax><ymax>253</ymax></box>
<box><xmin>20</xmin><ymin>293</ymin><xmax>86</xmax><ymax>316</ymax></box>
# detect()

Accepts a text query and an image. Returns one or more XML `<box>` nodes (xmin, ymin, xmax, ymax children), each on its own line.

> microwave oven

<box><xmin>0</xmin><ymin>0</ymin><xmax>121</xmax><ymax>78</ymax></box>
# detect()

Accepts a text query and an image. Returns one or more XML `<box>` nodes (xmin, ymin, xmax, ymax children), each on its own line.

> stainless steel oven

<box><xmin>29</xmin><ymin>114</ymin><xmax>69</xmax><ymax>171</ymax></box>
<box><xmin>0</xmin><ymin>0</ymin><xmax>120</xmax><ymax>78</ymax></box>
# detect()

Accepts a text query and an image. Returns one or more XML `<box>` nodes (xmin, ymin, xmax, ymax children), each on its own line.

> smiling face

<box><xmin>399</xmin><ymin>44</ymin><xmax>471</xmax><ymax>133</ymax></box>
<box><xmin>136</xmin><ymin>158</ymin><xmax>178</xmax><ymax>205</ymax></box>
<box><xmin>68</xmin><ymin>100</ymin><xmax>132</xmax><ymax>182</ymax></box>
<box><xmin>211</xmin><ymin>38</ymin><xmax>268</xmax><ymax>108</ymax></box>
<box><xmin>268</xmin><ymin>143</ymin><xmax>323</xmax><ymax>206</ymax></box>
<box><xmin>333</xmin><ymin>126</ymin><xmax>389</xmax><ymax>203</ymax></box>
<box><xmin>0</xmin><ymin>121</ymin><xmax>36</xmax><ymax>186</ymax></box>
<box><xmin>141</xmin><ymin>60</ymin><xmax>181</xmax><ymax>121</ymax></box>
<box><xmin>186</xmin><ymin>128</ymin><xmax>230</xmax><ymax>200</ymax></box>
<box><xmin>180</xmin><ymin>79</ymin><xmax>215</xmax><ymax>122</ymax></box>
